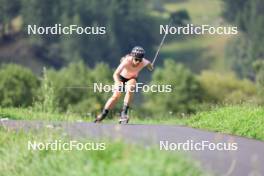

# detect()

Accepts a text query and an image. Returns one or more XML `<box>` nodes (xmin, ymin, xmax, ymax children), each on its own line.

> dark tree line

<box><xmin>0</xmin><ymin>0</ymin><xmax>160</xmax><ymax>67</ymax></box>
<box><xmin>223</xmin><ymin>0</ymin><xmax>264</xmax><ymax>79</ymax></box>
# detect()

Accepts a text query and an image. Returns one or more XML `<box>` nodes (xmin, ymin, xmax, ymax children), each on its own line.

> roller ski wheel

<box><xmin>119</xmin><ymin>113</ymin><xmax>129</xmax><ymax>124</ymax></box>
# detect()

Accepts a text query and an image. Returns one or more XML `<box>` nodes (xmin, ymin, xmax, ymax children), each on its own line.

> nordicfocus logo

<box><xmin>28</xmin><ymin>140</ymin><xmax>106</xmax><ymax>151</ymax></box>
<box><xmin>160</xmin><ymin>24</ymin><xmax>238</xmax><ymax>35</ymax></box>
<box><xmin>160</xmin><ymin>140</ymin><xmax>238</xmax><ymax>151</ymax></box>
<box><xmin>93</xmin><ymin>83</ymin><xmax>172</xmax><ymax>93</ymax></box>
<box><xmin>27</xmin><ymin>24</ymin><xmax>106</xmax><ymax>35</ymax></box>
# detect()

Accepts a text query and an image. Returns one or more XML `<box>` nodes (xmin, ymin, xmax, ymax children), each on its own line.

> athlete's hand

<box><xmin>147</xmin><ymin>63</ymin><xmax>154</xmax><ymax>71</ymax></box>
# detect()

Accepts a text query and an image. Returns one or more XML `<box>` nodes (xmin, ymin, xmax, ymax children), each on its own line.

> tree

<box><xmin>0</xmin><ymin>0</ymin><xmax>21</xmax><ymax>38</ymax></box>
<box><xmin>253</xmin><ymin>60</ymin><xmax>264</xmax><ymax>103</ymax></box>
<box><xmin>0</xmin><ymin>64</ymin><xmax>39</xmax><ymax>107</ymax></box>
<box><xmin>21</xmin><ymin>0</ymin><xmax>64</xmax><ymax>66</ymax></box>
<box><xmin>223</xmin><ymin>0</ymin><xmax>264</xmax><ymax>78</ymax></box>
<box><xmin>21</xmin><ymin>0</ymin><xmax>159</xmax><ymax>67</ymax></box>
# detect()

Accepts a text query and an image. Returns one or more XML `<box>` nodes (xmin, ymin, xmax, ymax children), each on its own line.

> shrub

<box><xmin>47</xmin><ymin>61</ymin><xmax>112</xmax><ymax>114</ymax></box>
<box><xmin>198</xmin><ymin>70</ymin><xmax>257</xmax><ymax>104</ymax></box>
<box><xmin>143</xmin><ymin>59</ymin><xmax>204</xmax><ymax>115</ymax></box>
<box><xmin>33</xmin><ymin>67</ymin><xmax>57</xmax><ymax>113</ymax></box>
<box><xmin>0</xmin><ymin>64</ymin><xmax>39</xmax><ymax>107</ymax></box>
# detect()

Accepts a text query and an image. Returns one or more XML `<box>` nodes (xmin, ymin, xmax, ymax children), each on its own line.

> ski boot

<box><xmin>119</xmin><ymin>112</ymin><xmax>129</xmax><ymax>124</ymax></box>
<box><xmin>94</xmin><ymin>113</ymin><xmax>106</xmax><ymax>123</ymax></box>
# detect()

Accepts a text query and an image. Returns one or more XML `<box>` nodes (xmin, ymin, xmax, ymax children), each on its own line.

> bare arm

<box><xmin>113</xmin><ymin>70</ymin><xmax>121</xmax><ymax>83</ymax></box>
<box><xmin>113</xmin><ymin>61</ymin><xmax>125</xmax><ymax>83</ymax></box>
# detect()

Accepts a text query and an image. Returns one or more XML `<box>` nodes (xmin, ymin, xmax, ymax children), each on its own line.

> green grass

<box><xmin>1</xmin><ymin>105</ymin><xmax>264</xmax><ymax>141</ymax></box>
<box><xmin>0</xmin><ymin>107</ymin><xmax>84</xmax><ymax>121</ymax></box>
<box><xmin>184</xmin><ymin>105</ymin><xmax>264</xmax><ymax>140</ymax></box>
<box><xmin>134</xmin><ymin>105</ymin><xmax>264</xmax><ymax>141</ymax></box>
<box><xmin>164</xmin><ymin>0</ymin><xmax>222</xmax><ymax>25</ymax></box>
<box><xmin>0</xmin><ymin>128</ymin><xmax>206</xmax><ymax>176</ymax></box>
<box><xmin>161</xmin><ymin>34</ymin><xmax>232</xmax><ymax>72</ymax></box>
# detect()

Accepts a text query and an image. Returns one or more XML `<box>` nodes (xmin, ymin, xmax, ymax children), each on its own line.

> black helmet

<box><xmin>131</xmin><ymin>46</ymin><xmax>145</xmax><ymax>59</ymax></box>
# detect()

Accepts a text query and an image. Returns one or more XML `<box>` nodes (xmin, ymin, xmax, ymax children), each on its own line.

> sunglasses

<box><xmin>134</xmin><ymin>58</ymin><xmax>142</xmax><ymax>62</ymax></box>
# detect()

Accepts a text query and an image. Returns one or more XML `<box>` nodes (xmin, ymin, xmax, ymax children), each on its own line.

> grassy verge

<box><xmin>1</xmin><ymin>105</ymin><xmax>263</xmax><ymax>141</ymax></box>
<box><xmin>134</xmin><ymin>105</ymin><xmax>264</xmax><ymax>141</ymax></box>
<box><xmin>0</xmin><ymin>128</ymin><xmax>206</xmax><ymax>176</ymax></box>
<box><xmin>183</xmin><ymin>105</ymin><xmax>264</xmax><ymax>140</ymax></box>
<box><xmin>0</xmin><ymin>107</ymin><xmax>84</xmax><ymax>121</ymax></box>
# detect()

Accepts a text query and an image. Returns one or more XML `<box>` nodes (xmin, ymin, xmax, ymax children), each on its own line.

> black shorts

<box><xmin>118</xmin><ymin>75</ymin><xmax>137</xmax><ymax>83</ymax></box>
<box><xmin>118</xmin><ymin>75</ymin><xmax>137</xmax><ymax>92</ymax></box>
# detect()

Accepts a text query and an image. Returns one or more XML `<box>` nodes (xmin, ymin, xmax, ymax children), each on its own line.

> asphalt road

<box><xmin>1</xmin><ymin>119</ymin><xmax>264</xmax><ymax>176</ymax></box>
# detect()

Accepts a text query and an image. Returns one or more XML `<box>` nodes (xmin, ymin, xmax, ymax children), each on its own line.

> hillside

<box><xmin>0</xmin><ymin>0</ymin><xmax>233</xmax><ymax>75</ymax></box>
<box><xmin>0</xmin><ymin>35</ymin><xmax>63</xmax><ymax>74</ymax></box>
<box><xmin>159</xmin><ymin>0</ymin><xmax>234</xmax><ymax>72</ymax></box>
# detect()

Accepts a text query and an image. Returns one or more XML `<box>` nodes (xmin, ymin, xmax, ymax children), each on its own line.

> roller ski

<box><xmin>94</xmin><ymin>109</ymin><xmax>109</xmax><ymax>123</ymax></box>
<box><xmin>119</xmin><ymin>112</ymin><xmax>129</xmax><ymax>124</ymax></box>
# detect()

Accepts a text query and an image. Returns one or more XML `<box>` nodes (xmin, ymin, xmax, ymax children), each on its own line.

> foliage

<box><xmin>198</xmin><ymin>70</ymin><xmax>257</xmax><ymax>104</ymax></box>
<box><xmin>225</xmin><ymin>36</ymin><xmax>254</xmax><ymax>78</ymax></box>
<box><xmin>253</xmin><ymin>60</ymin><xmax>264</xmax><ymax>103</ymax></box>
<box><xmin>47</xmin><ymin>61</ymin><xmax>112</xmax><ymax>114</ymax></box>
<box><xmin>144</xmin><ymin>59</ymin><xmax>204</xmax><ymax>115</ymax></box>
<box><xmin>0</xmin><ymin>64</ymin><xmax>39</xmax><ymax>107</ymax></box>
<box><xmin>21</xmin><ymin>0</ymin><xmax>160</xmax><ymax>66</ymax></box>
<box><xmin>0</xmin><ymin>0</ymin><xmax>21</xmax><ymax>37</ymax></box>
<box><xmin>34</xmin><ymin>67</ymin><xmax>57</xmax><ymax>113</ymax></box>
<box><xmin>223</xmin><ymin>0</ymin><xmax>264</xmax><ymax>78</ymax></box>
<box><xmin>170</xmin><ymin>10</ymin><xmax>190</xmax><ymax>25</ymax></box>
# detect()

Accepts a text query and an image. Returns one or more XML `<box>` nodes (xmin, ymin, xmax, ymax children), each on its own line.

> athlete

<box><xmin>94</xmin><ymin>46</ymin><xmax>154</xmax><ymax>124</ymax></box>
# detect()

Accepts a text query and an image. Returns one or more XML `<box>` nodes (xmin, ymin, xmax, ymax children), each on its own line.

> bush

<box><xmin>0</xmin><ymin>64</ymin><xmax>39</xmax><ymax>107</ymax></box>
<box><xmin>33</xmin><ymin>67</ymin><xmax>57</xmax><ymax>113</ymax></box>
<box><xmin>143</xmin><ymin>59</ymin><xmax>204</xmax><ymax>115</ymax></box>
<box><xmin>47</xmin><ymin>62</ymin><xmax>112</xmax><ymax>114</ymax></box>
<box><xmin>198</xmin><ymin>70</ymin><xmax>257</xmax><ymax>104</ymax></box>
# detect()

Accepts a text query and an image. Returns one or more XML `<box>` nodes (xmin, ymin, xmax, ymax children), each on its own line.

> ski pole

<box><xmin>152</xmin><ymin>20</ymin><xmax>173</xmax><ymax>66</ymax></box>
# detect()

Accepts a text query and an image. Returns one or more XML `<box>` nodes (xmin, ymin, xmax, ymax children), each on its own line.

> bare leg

<box><xmin>95</xmin><ymin>85</ymin><xmax>122</xmax><ymax>123</ymax></box>
<box><xmin>104</xmin><ymin>91</ymin><xmax>122</xmax><ymax>110</ymax></box>
<box><xmin>124</xmin><ymin>79</ymin><xmax>136</xmax><ymax>106</ymax></box>
<box><xmin>119</xmin><ymin>79</ymin><xmax>136</xmax><ymax>123</ymax></box>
